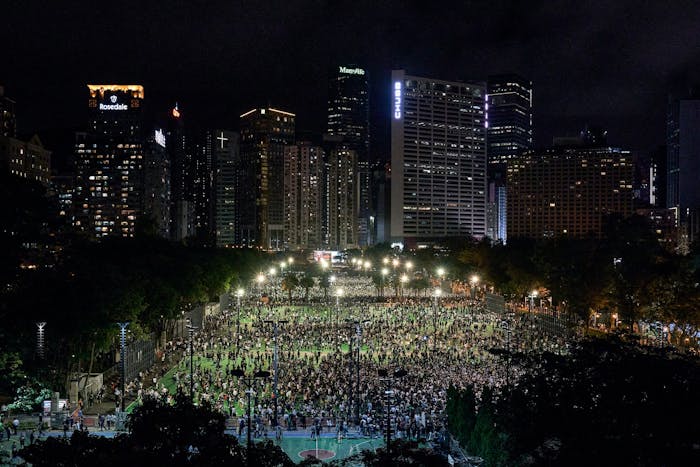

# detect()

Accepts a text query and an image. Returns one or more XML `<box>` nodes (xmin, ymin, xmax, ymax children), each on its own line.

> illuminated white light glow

<box><xmin>393</xmin><ymin>81</ymin><xmax>402</xmax><ymax>119</ymax></box>
<box><xmin>339</xmin><ymin>66</ymin><xmax>365</xmax><ymax>75</ymax></box>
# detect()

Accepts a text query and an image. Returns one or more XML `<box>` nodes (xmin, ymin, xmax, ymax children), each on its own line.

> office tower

<box><xmin>0</xmin><ymin>134</ymin><xmax>51</xmax><ymax>185</ymax></box>
<box><xmin>74</xmin><ymin>85</ymin><xmax>144</xmax><ymax>239</ymax></box>
<box><xmin>372</xmin><ymin>161</ymin><xmax>391</xmax><ymax>243</ymax></box>
<box><xmin>486</xmin><ymin>75</ymin><xmax>533</xmax><ymax>170</ymax></box>
<box><xmin>508</xmin><ymin>138</ymin><xmax>634</xmax><ymax>238</ymax></box>
<box><xmin>327</xmin><ymin>145</ymin><xmax>358</xmax><ymax>249</ymax></box>
<box><xmin>238</xmin><ymin>107</ymin><xmax>295</xmax><ymax>249</ymax></box>
<box><xmin>191</xmin><ymin>129</ymin><xmax>214</xmax><ymax>241</ymax></box>
<box><xmin>390</xmin><ymin>70</ymin><xmax>487</xmax><ymax>246</ymax></box>
<box><xmin>143</xmin><ymin>128</ymin><xmax>171</xmax><ymax>238</ymax></box>
<box><xmin>284</xmin><ymin>142</ymin><xmax>324</xmax><ymax>249</ymax></box>
<box><xmin>213</xmin><ymin>129</ymin><xmax>239</xmax><ymax>248</ymax></box>
<box><xmin>667</xmin><ymin>95</ymin><xmax>700</xmax><ymax>244</ymax></box>
<box><xmin>0</xmin><ymin>85</ymin><xmax>16</xmax><ymax>138</ymax></box>
<box><xmin>166</xmin><ymin>103</ymin><xmax>195</xmax><ymax>241</ymax></box>
<box><xmin>327</xmin><ymin>65</ymin><xmax>371</xmax><ymax>246</ymax></box>
<box><xmin>485</xmin><ymin>75</ymin><xmax>533</xmax><ymax>243</ymax></box>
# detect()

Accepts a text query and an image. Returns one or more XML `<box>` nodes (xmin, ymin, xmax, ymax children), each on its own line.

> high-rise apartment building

<box><xmin>213</xmin><ymin>129</ymin><xmax>239</xmax><ymax>248</ymax></box>
<box><xmin>0</xmin><ymin>134</ymin><xmax>51</xmax><ymax>185</ymax></box>
<box><xmin>327</xmin><ymin>65</ymin><xmax>371</xmax><ymax>246</ymax></box>
<box><xmin>667</xmin><ymin>95</ymin><xmax>700</xmax><ymax>243</ymax></box>
<box><xmin>327</xmin><ymin>146</ymin><xmax>358</xmax><ymax>249</ymax></box>
<box><xmin>74</xmin><ymin>84</ymin><xmax>145</xmax><ymax>239</ymax></box>
<box><xmin>284</xmin><ymin>142</ymin><xmax>324</xmax><ymax>249</ymax></box>
<box><xmin>238</xmin><ymin>107</ymin><xmax>295</xmax><ymax>249</ymax></box>
<box><xmin>508</xmin><ymin>141</ymin><xmax>634</xmax><ymax>238</ymax></box>
<box><xmin>390</xmin><ymin>70</ymin><xmax>487</xmax><ymax>245</ymax></box>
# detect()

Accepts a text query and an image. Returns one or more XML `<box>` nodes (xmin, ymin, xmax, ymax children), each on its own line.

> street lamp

<box><xmin>231</xmin><ymin>369</ymin><xmax>270</xmax><ymax>449</ymax></box>
<box><xmin>437</xmin><ymin>267</ymin><xmax>445</xmax><ymax>279</ymax></box>
<box><xmin>383</xmin><ymin>257</ymin><xmax>389</xmax><ymax>265</ymax></box>
<box><xmin>392</xmin><ymin>258</ymin><xmax>400</xmax><ymax>269</ymax></box>
<box><xmin>405</xmin><ymin>261</ymin><xmax>413</xmax><ymax>271</ymax></box>
<box><xmin>377</xmin><ymin>368</ymin><xmax>408</xmax><ymax>455</ymax></box>
<box><xmin>363</xmin><ymin>260</ymin><xmax>371</xmax><ymax>271</ymax></box>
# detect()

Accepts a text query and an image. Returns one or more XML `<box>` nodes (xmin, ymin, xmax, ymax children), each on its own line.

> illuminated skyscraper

<box><xmin>390</xmin><ymin>70</ymin><xmax>487</xmax><ymax>246</ymax></box>
<box><xmin>213</xmin><ymin>129</ymin><xmax>239</xmax><ymax>247</ymax></box>
<box><xmin>166</xmin><ymin>103</ymin><xmax>195</xmax><ymax>241</ymax></box>
<box><xmin>486</xmin><ymin>75</ymin><xmax>533</xmax><ymax>169</ymax></box>
<box><xmin>238</xmin><ymin>107</ymin><xmax>295</xmax><ymax>249</ymax></box>
<box><xmin>484</xmin><ymin>75</ymin><xmax>532</xmax><ymax>243</ymax></box>
<box><xmin>327</xmin><ymin>65</ymin><xmax>371</xmax><ymax>245</ymax></box>
<box><xmin>75</xmin><ymin>84</ymin><xmax>145</xmax><ymax>239</ymax></box>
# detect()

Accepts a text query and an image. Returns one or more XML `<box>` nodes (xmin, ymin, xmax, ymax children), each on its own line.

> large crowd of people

<box><xmin>134</xmin><ymin>272</ymin><xmax>576</xmax><ymax>443</ymax></box>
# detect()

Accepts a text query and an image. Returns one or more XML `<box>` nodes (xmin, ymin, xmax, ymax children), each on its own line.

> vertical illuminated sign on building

<box><xmin>393</xmin><ymin>81</ymin><xmax>402</xmax><ymax>119</ymax></box>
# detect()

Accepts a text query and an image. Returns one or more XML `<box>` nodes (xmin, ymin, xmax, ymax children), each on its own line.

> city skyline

<box><xmin>3</xmin><ymin>1</ymin><xmax>700</xmax><ymax>154</ymax></box>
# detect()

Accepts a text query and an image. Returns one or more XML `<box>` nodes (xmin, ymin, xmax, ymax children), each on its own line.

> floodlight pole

<box><xmin>117</xmin><ymin>322</ymin><xmax>129</xmax><ymax>413</ymax></box>
<box><xmin>186</xmin><ymin>322</ymin><xmax>198</xmax><ymax>401</ymax></box>
<box><xmin>264</xmin><ymin>320</ymin><xmax>287</xmax><ymax>428</ymax></box>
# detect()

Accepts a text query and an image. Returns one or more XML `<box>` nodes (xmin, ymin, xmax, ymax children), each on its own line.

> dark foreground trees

<box><xmin>19</xmin><ymin>393</ymin><xmax>293</xmax><ymax>466</ymax></box>
<box><xmin>446</xmin><ymin>339</ymin><xmax>700</xmax><ymax>466</ymax></box>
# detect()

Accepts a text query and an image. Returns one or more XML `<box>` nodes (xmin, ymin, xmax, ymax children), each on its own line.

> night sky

<box><xmin>3</xmin><ymin>0</ymin><xmax>700</xmax><ymax>158</ymax></box>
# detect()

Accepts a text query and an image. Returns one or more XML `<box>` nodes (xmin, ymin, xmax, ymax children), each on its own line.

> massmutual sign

<box><xmin>99</xmin><ymin>95</ymin><xmax>128</xmax><ymax>110</ymax></box>
<box><xmin>339</xmin><ymin>66</ymin><xmax>365</xmax><ymax>76</ymax></box>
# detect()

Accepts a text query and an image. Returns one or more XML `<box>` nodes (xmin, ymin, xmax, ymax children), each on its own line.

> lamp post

<box><xmin>231</xmin><ymin>369</ymin><xmax>270</xmax><ymax>449</ymax></box>
<box><xmin>400</xmin><ymin>274</ymin><xmax>408</xmax><ymax>299</ymax></box>
<box><xmin>381</xmin><ymin>268</ymin><xmax>389</xmax><ymax>298</ymax></box>
<box><xmin>500</xmin><ymin>315</ymin><xmax>513</xmax><ymax>385</ymax></box>
<box><xmin>433</xmin><ymin>288</ymin><xmax>442</xmax><ymax>350</ymax></box>
<box><xmin>335</xmin><ymin>288</ymin><xmax>344</xmax><ymax>332</ymax></box>
<box><xmin>346</xmin><ymin>319</ymin><xmax>370</xmax><ymax>426</ymax></box>
<box><xmin>256</xmin><ymin>273</ymin><xmax>265</xmax><ymax>302</ymax></box>
<box><xmin>117</xmin><ymin>322</ymin><xmax>129</xmax><ymax>413</ymax></box>
<box><xmin>236</xmin><ymin>289</ymin><xmax>244</xmax><ymax>358</ymax></box>
<box><xmin>186</xmin><ymin>321</ymin><xmax>198</xmax><ymax>401</ymax></box>
<box><xmin>377</xmin><ymin>368</ymin><xmax>408</xmax><ymax>455</ymax></box>
<box><xmin>470</xmin><ymin>275</ymin><xmax>479</xmax><ymax>301</ymax></box>
<box><xmin>528</xmin><ymin>290</ymin><xmax>538</xmax><ymax>316</ymax></box>
<box><xmin>264</xmin><ymin>320</ymin><xmax>287</xmax><ymax>429</ymax></box>
<box><xmin>268</xmin><ymin>268</ymin><xmax>276</xmax><ymax>302</ymax></box>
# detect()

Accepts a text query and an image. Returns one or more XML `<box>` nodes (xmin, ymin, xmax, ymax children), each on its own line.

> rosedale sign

<box><xmin>99</xmin><ymin>95</ymin><xmax>128</xmax><ymax>110</ymax></box>
<box><xmin>339</xmin><ymin>66</ymin><xmax>365</xmax><ymax>75</ymax></box>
